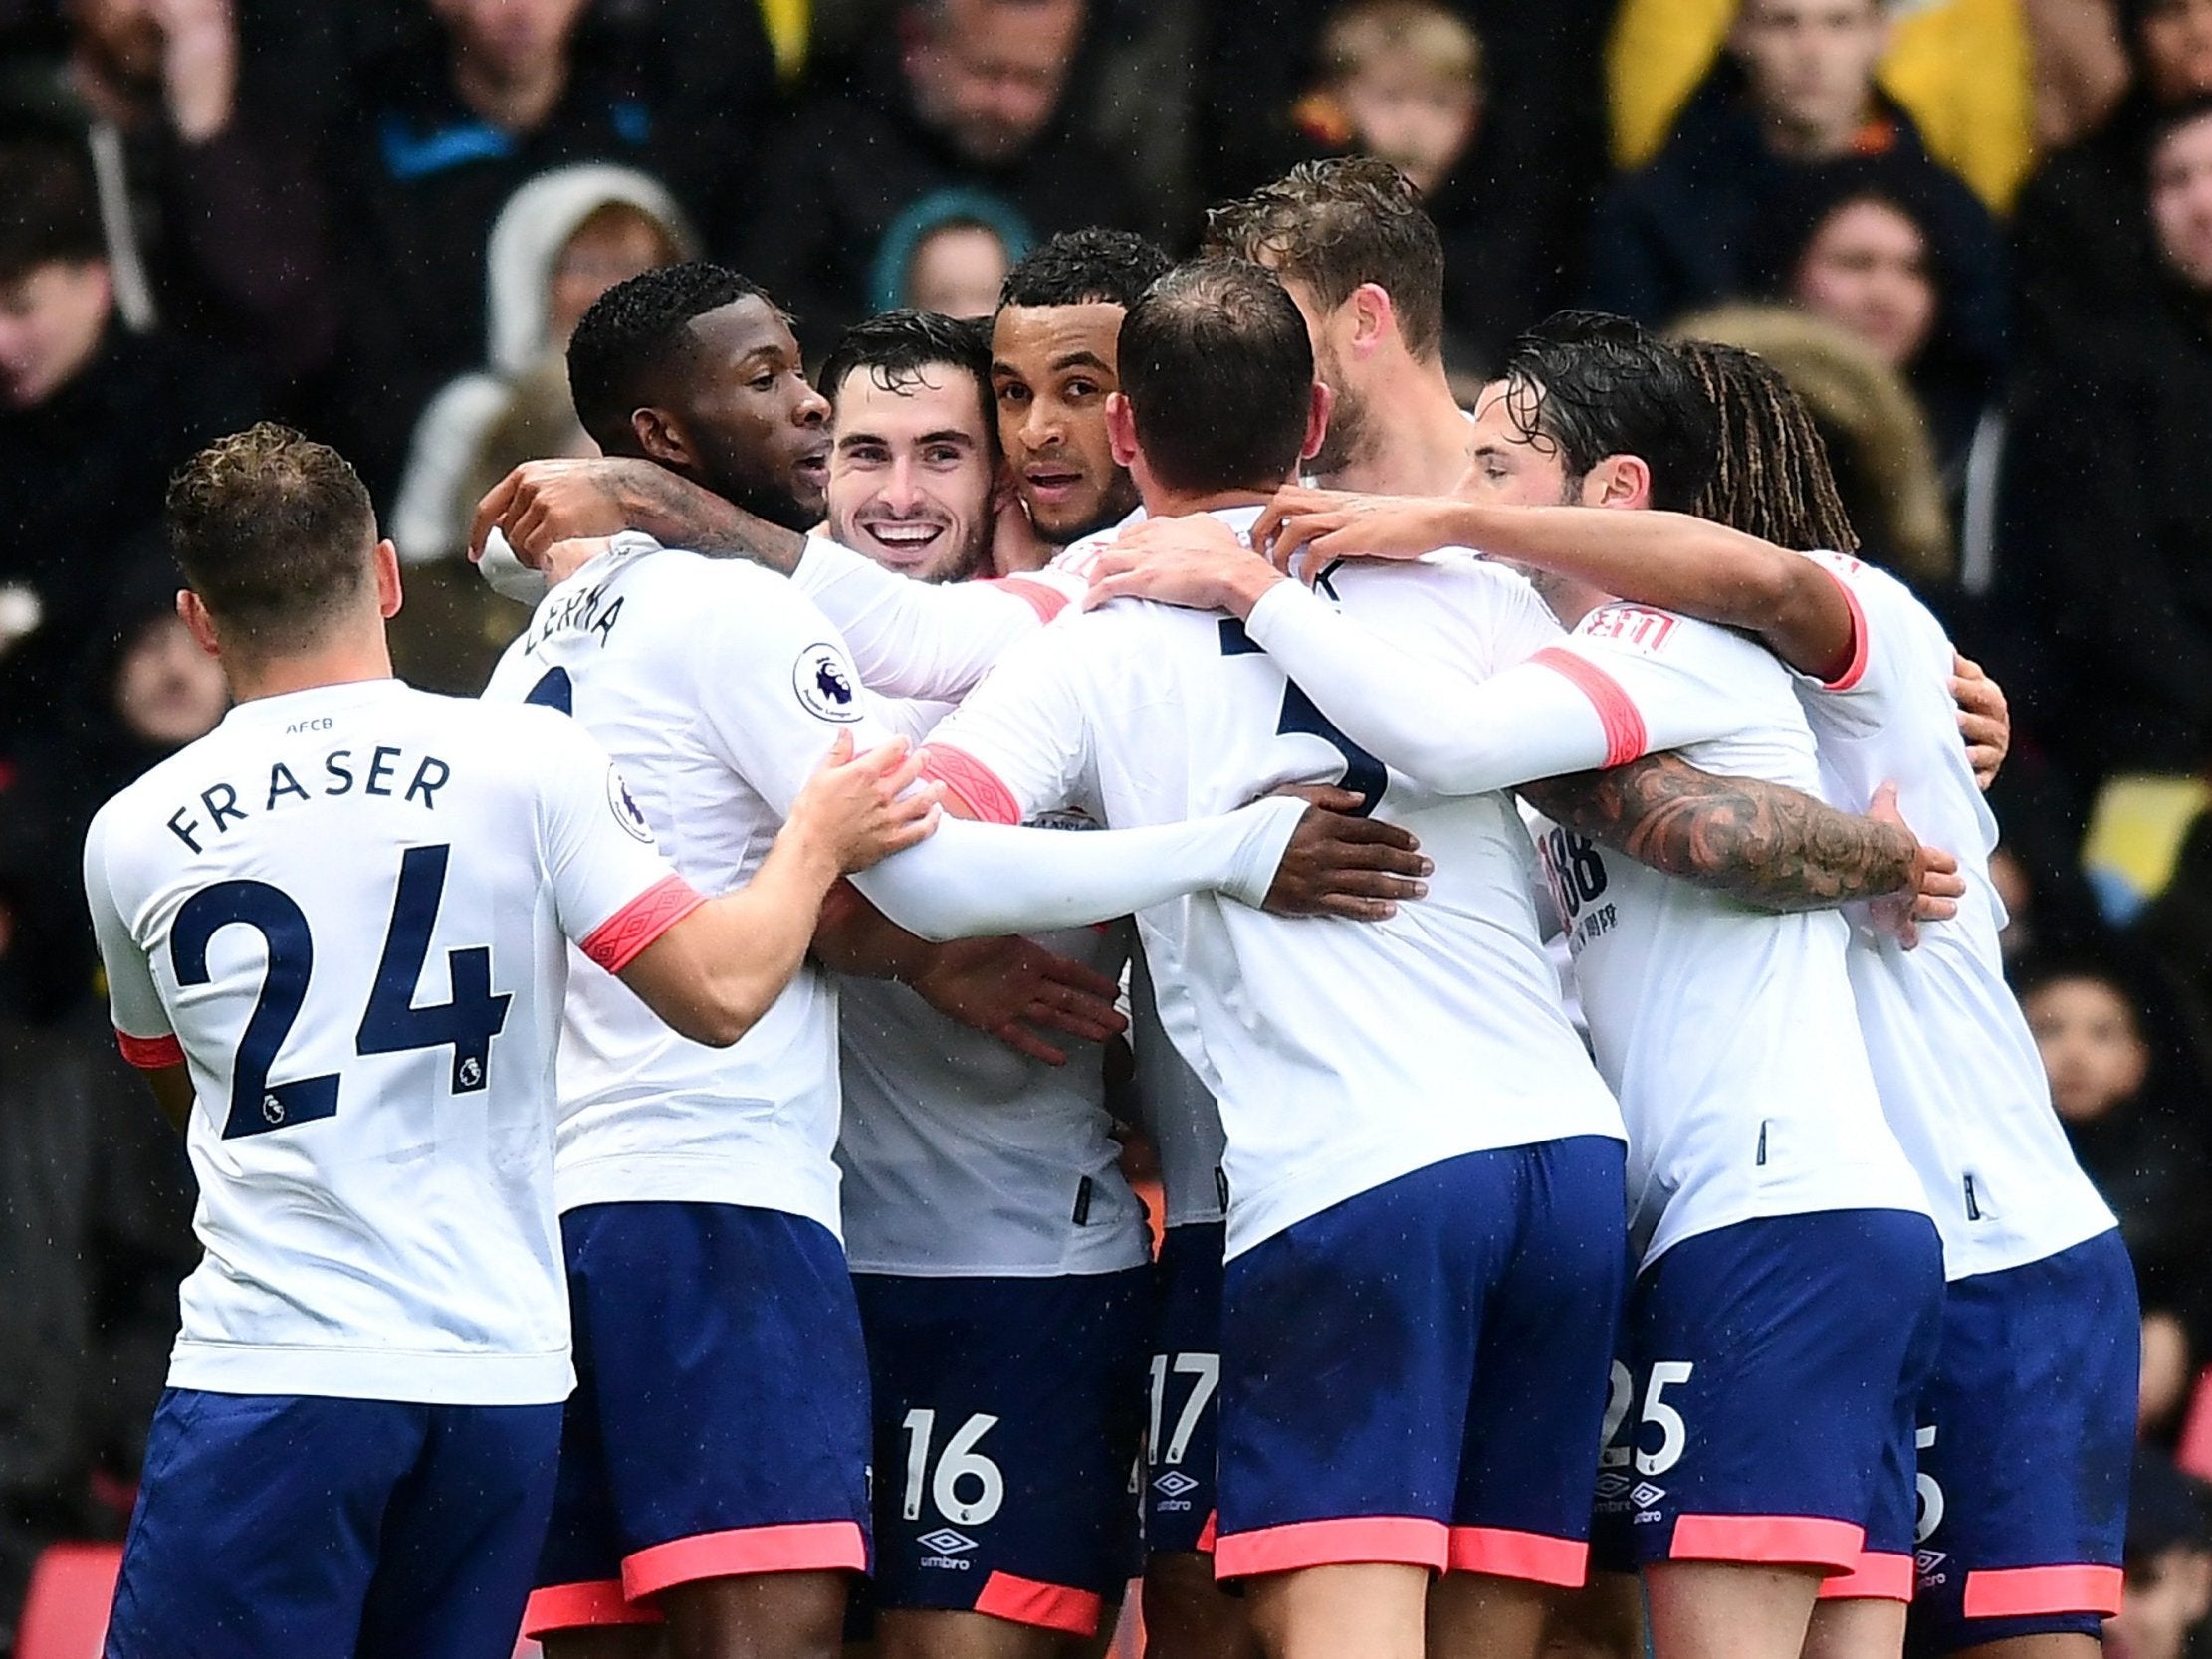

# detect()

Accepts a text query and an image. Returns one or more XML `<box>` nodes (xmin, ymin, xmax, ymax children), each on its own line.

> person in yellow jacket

<box><xmin>1609</xmin><ymin>0</ymin><xmax>2034</xmax><ymax>211</ymax></box>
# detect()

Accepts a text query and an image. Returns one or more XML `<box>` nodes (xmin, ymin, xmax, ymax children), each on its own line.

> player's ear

<box><xmin>1349</xmin><ymin>283</ymin><xmax>1394</xmax><ymax>359</ymax></box>
<box><xmin>371</xmin><ymin>538</ymin><xmax>403</xmax><ymax>620</ymax></box>
<box><xmin>632</xmin><ymin>405</ymin><xmax>691</xmax><ymax>471</ymax></box>
<box><xmin>1583</xmin><ymin>455</ymin><xmax>1653</xmax><ymax>512</ymax></box>
<box><xmin>1301</xmin><ymin>380</ymin><xmax>1333</xmax><ymax>464</ymax></box>
<box><xmin>1106</xmin><ymin>391</ymin><xmax>1140</xmax><ymax>469</ymax></box>
<box><xmin>176</xmin><ymin>589</ymin><xmax>221</xmax><ymax>659</ymax></box>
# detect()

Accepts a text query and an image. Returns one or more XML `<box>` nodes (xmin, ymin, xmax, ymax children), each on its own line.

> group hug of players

<box><xmin>81</xmin><ymin>155</ymin><xmax>2135</xmax><ymax>1659</ymax></box>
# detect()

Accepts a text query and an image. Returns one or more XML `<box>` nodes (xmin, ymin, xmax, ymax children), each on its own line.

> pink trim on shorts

<box><xmin>1817</xmin><ymin>1550</ymin><xmax>1914</xmax><ymax>1601</ymax></box>
<box><xmin>986</xmin><ymin>576</ymin><xmax>1073</xmax><ymax>624</ymax></box>
<box><xmin>579</xmin><ymin>874</ymin><xmax>707</xmax><ymax>973</ymax></box>
<box><xmin>1961</xmin><ymin>1563</ymin><xmax>2124</xmax><ymax>1619</ymax></box>
<box><xmin>1213</xmin><ymin>1515</ymin><xmax>1449</xmax><ymax>1579</ymax></box>
<box><xmin>621</xmin><ymin>1520</ymin><xmax>868</xmax><ymax>1600</ymax></box>
<box><xmin>1666</xmin><ymin>1514</ymin><xmax>1866</xmax><ymax>1572</ymax></box>
<box><xmin>1530</xmin><ymin>647</ymin><xmax>1650</xmax><ymax>767</ymax></box>
<box><xmin>973</xmin><ymin>1570</ymin><xmax>1106</xmax><ymax>1635</ymax></box>
<box><xmin>1195</xmin><ymin>1509</ymin><xmax>1218</xmax><ymax>1553</ymax></box>
<box><xmin>115</xmin><ymin>1029</ymin><xmax>184</xmax><ymax>1069</ymax></box>
<box><xmin>918</xmin><ymin>745</ymin><xmax>1023</xmax><ymax>826</ymax></box>
<box><xmin>1446</xmin><ymin>1526</ymin><xmax>1589</xmax><ymax>1586</ymax></box>
<box><xmin>522</xmin><ymin>1579</ymin><xmax>660</xmax><ymax>1636</ymax></box>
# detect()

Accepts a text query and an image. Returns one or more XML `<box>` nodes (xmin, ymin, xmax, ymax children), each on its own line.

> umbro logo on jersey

<box><xmin>1154</xmin><ymin>1471</ymin><xmax>1201</xmax><ymax>1498</ymax></box>
<box><xmin>1630</xmin><ymin>1483</ymin><xmax>1667</xmax><ymax>1509</ymax></box>
<box><xmin>917</xmin><ymin>1529</ymin><xmax>977</xmax><ymax>1555</ymax></box>
<box><xmin>793</xmin><ymin>643</ymin><xmax>863</xmax><ymax>724</ymax></box>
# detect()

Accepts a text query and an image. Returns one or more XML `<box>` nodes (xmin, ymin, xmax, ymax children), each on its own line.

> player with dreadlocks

<box><xmin>1246</xmin><ymin>339</ymin><xmax>2139</xmax><ymax>1659</ymax></box>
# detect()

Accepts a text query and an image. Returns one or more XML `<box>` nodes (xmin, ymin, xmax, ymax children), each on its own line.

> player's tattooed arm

<box><xmin>1519</xmin><ymin>754</ymin><xmax>1960</xmax><ymax>916</ymax></box>
<box><xmin>471</xmin><ymin>458</ymin><xmax>808</xmax><ymax>578</ymax></box>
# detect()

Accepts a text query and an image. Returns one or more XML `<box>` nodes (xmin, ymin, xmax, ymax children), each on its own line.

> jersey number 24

<box><xmin>170</xmin><ymin>844</ymin><xmax>513</xmax><ymax>1140</ymax></box>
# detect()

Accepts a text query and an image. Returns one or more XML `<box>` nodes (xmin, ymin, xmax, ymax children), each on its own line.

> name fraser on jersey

<box><xmin>163</xmin><ymin>743</ymin><xmax>454</xmax><ymax>853</ymax></box>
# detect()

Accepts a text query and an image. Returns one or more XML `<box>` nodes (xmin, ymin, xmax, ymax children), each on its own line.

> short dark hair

<box><xmin>1204</xmin><ymin>156</ymin><xmax>1447</xmax><ymax>360</ymax></box>
<box><xmin>1496</xmin><ymin>311</ymin><xmax>1719</xmax><ymax>513</ymax></box>
<box><xmin>999</xmin><ymin>227</ymin><xmax>1172</xmax><ymax>311</ymax></box>
<box><xmin>818</xmin><ymin>309</ymin><xmax>995</xmax><ymax>449</ymax></box>
<box><xmin>567</xmin><ymin>262</ymin><xmax>774</xmax><ymax>452</ymax></box>
<box><xmin>1119</xmin><ymin>259</ymin><xmax>1314</xmax><ymax>495</ymax></box>
<box><xmin>165</xmin><ymin>424</ymin><xmax>379</xmax><ymax>649</ymax></box>
<box><xmin>0</xmin><ymin>138</ymin><xmax>105</xmax><ymax>283</ymax></box>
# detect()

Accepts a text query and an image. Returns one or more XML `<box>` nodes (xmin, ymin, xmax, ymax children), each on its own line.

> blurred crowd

<box><xmin>7</xmin><ymin>0</ymin><xmax>2212</xmax><ymax>1650</ymax></box>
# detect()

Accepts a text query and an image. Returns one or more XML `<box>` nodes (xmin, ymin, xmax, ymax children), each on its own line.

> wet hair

<box><xmin>0</xmin><ymin>138</ymin><xmax>105</xmax><ymax>282</ymax></box>
<box><xmin>165</xmin><ymin>424</ymin><xmax>378</xmax><ymax>649</ymax></box>
<box><xmin>1673</xmin><ymin>338</ymin><xmax>1860</xmax><ymax>553</ymax></box>
<box><xmin>998</xmin><ymin>227</ymin><xmax>1173</xmax><ymax>311</ymax></box>
<box><xmin>566</xmin><ymin>262</ymin><xmax>774</xmax><ymax>452</ymax></box>
<box><xmin>818</xmin><ymin>309</ymin><xmax>995</xmax><ymax>454</ymax></box>
<box><xmin>1496</xmin><ymin>311</ymin><xmax>1718</xmax><ymax>513</ymax></box>
<box><xmin>1118</xmin><ymin>259</ymin><xmax>1314</xmax><ymax>495</ymax></box>
<box><xmin>1204</xmin><ymin>155</ymin><xmax>1447</xmax><ymax>360</ymax></box>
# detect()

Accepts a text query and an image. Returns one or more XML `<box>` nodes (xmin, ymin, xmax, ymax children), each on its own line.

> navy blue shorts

<box><xmin>851</xmin><ymin>1266</ymin><xmax>1149</xmax><ymax>1636</ymax></box>
<box><xmin>105</xmin><ymin>1388</ymin><xmax>559</xmax><ymax>1659</ymax></box>
<box><xmin>526</xmin><ymin>1201</ymin><xmax>872</xmax><ymax>1637</ymax></box>
<box><xmin>1905</xmin><ymin>1228</ymin><xmax>2136</xmax><ymax>1656</ymax></box>
<box><xmin>1146</xmin><ymin>1221</ymin><xmax>1225</xmax><ymax>1557</ymax></box>
<box><xmin>1593</xmin><ymin>1208</ymin><xmax>1944</xmax><ymax>1596</ymax></box>
<box><xmin>1214</xmin><ymin>1138</ymin><xmax>1628</xmax><ymax>1584</ymax></box>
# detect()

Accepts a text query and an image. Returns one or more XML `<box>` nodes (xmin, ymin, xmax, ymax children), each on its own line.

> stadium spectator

<box><xmin>731</xmin><ymin>0</ymin><xmax>1143</xmax><ymax>355</ymax></box>
<box><xmin>0</xmin><ymin>135</ymin><xmax>252</xmax><ymax>749</ymax></box>
<box><xmin>0</xmin><ymin>0</ymin><xmax>338</xmax><ymax>395</ymax></box>
<box><xmin>327</xmin><ymin>0</ymin><xmax>694</xmax><ymax>493</ymax></box>
<box><xmin>2002</xmin><ymin>98</ymin><xmax>2212</xmax><ymax>790</ymax></box>
<box><xmin>866</xmin><ymin>186</ymin><xmax>1030</xmax><ymax>318</ymax></box>
<box><xmin>2014</xmin><ymin>0</ymin><xmax>2212</xmax><ymax>352</ymax></box>
<box><xmin>1743</xmin><ymin>154</ymin><xmax>2004</xmax><ymax>493</ymax></box>
<box><xmin>2024</xmin><ymin>958</ymin><xmax>2209</xmax><ymax>1432</ymax></box>
<box><xmin>1282</xmin><ymin>0</ymin><xmax>1558</xmax><ymax>376</ymax></box>
<box><xmin>1586</xmin><ymin>0</ymin><xmax>2008</xmax><ymax>358</ymax></box>
<box><xmin>1605</xmin><ymin>0</ymin><xmax>2038</xmax><ymax>213</ymax></box>
<box><xmin>391</xmin><ymin>163</ymin><xmax>693</xmax><ymax>569</ymax></box>
<box><xmin>2109</xmin><ymin>1454</ymin><xmax>2212</xmax><ymax>1659</ymax></box>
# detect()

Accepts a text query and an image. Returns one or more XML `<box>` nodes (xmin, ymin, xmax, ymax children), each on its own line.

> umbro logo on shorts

<box><xmin>917</xmin><ymin>1529</ymin><xmax>978</xmax><ymax>1555</ymax></box>
<box><xmin>1630</xmin><ymin>1482</ymin><xmax>1666</xmax><ymax>1509</ymax></box>
<box><xmin>1593</xmin><ymin>1472</ymin><xmax>1635</xmax><ymax>1502</ymax></box>
<box><xmin>1915</xmin><ymin>1550</ymin><xmax>1947</xmax><ymax>1578</ymax></box>
<box><xmin>1154</xmin><ymin>1471</ymin><xmax>1201</xmax><ymax>1498</ymax></box>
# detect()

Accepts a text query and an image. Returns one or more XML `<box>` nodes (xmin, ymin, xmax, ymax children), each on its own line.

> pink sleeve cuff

<box><xmin>579</xmin><ymin>874</ymin><xmax>708</xmax><ymax>973</ymax></box>
<box><xmin>115</xmin><ymin>1030</ymin><xmax>185</xmax><ymax>1070</ymax></box>
<box><xmin>919</xmin><ymin>744</ymin><xmax>1024</xmax><ymax>825</ymax></box>
<box><xmin>1530</xmin><ymin>646</ymin><xmax>1651</xmax><ymax>768</ymax></box>
<box><xmin>984</xmin><ymin>576</ymin><xmax>1071</xmax><ymax>624</ymax></box>
<box><xmin>1808</xmin><ymin>561</ymin><xmax>1872</xmax><ymax>690</ymax></box>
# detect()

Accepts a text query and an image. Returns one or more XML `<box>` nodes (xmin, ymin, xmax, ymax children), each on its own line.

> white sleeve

<box><xmin>847</xmin><ymin>800</ymin><xmax>1306</xmax><ymax>943</ymax></box>
<box><xmin>790</xmin><ymin>536</ymin><xmax>1080</xmax><ymax>701</ymax></box>
<box><xmin>1789</xmin><ymin>552</ymin><xmax>1909</xmax><ymax>740</ymax></box>
<box><xmin>913</xmin><ymin>621</ymin><xmax>1100</xmax><ymax>828</ymax></box>
<box><xmin>529</xmin><ymin>714</ymin><xmax>702</xmax><ymax>975</ymax></box>
<box><xmin>83</xmin><ymin>805</ymin><xmax>178</xmax><ymax>1067</ymax></box>
<box><xmin>1239</xmin><ymin>578</ymin><xmax>1615</xmax><ymax>792</ymax></box>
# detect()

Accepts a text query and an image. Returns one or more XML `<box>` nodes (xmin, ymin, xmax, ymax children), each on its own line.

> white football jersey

<box><xmin>833</xmin><ymin>910</ymin><xmax>1150</xmax><ymax>1279</ymax></box>
<box><xmin>482</xmin><ymin>538</ymin><xmax>859</xmax><ymax>1230</ymax></box>
<box><xmin>1789</xmin><ymin>552</ymin><xmax>2116</xmax><ymax>1278</ymax></box>
<box><xmin>1521</xmin><ymin>607</ymin><xmax>1929</xmax><ymax>1267</ymax></box>
<box><xmin>923</xmin><ymin>507</ymin><xmax>1625</xmax><ymax>1259</ymax></box>
<box><xmin>1128</xmin><ymin>945</ymin><xmax>1227</xmax><ymax>1229</ymax></box>
<box><xmin>83</xmin><ymin>679</ymin><xmax>684</xmax><ymax>1404</ymax></box>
